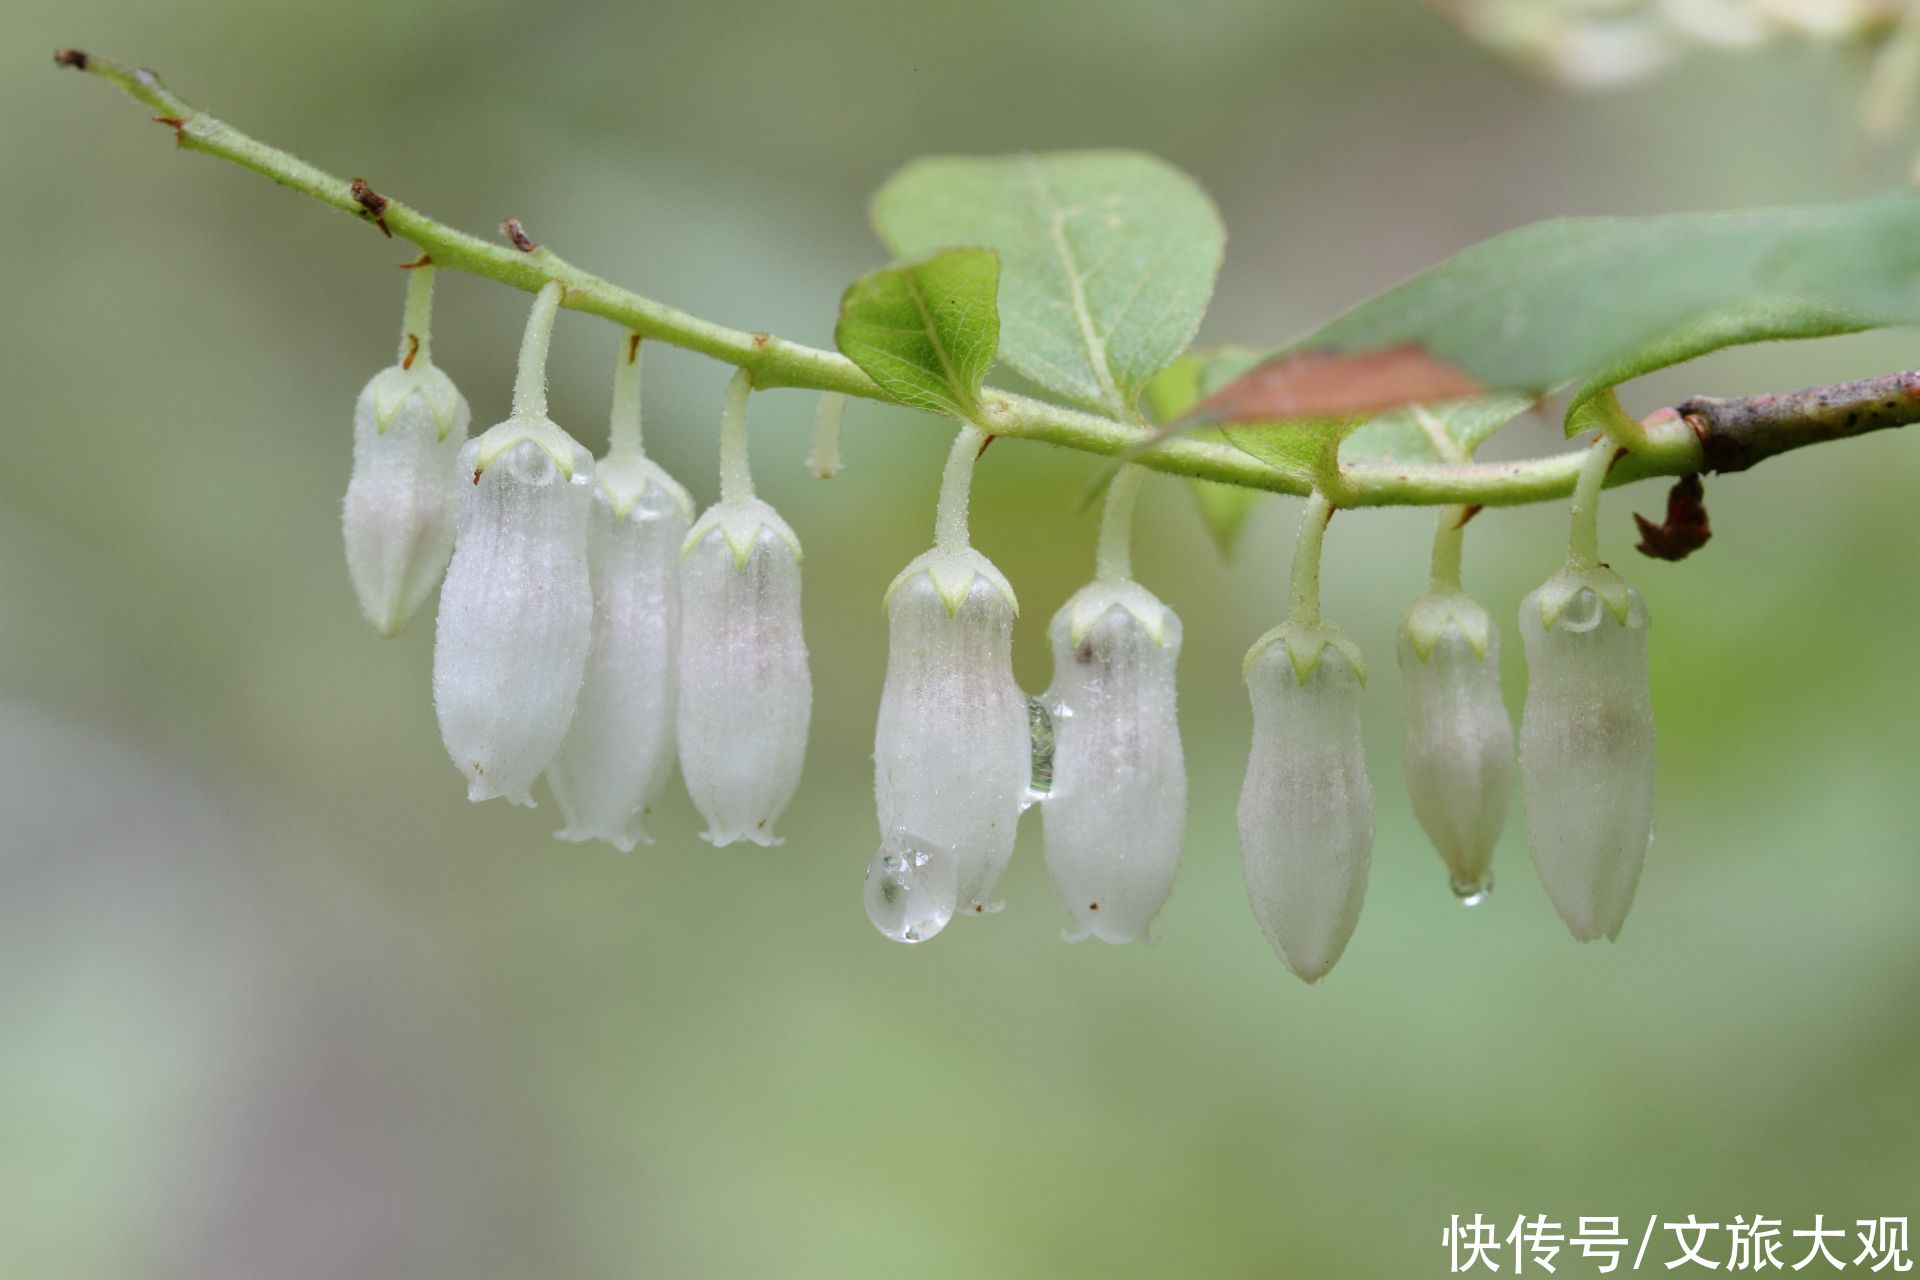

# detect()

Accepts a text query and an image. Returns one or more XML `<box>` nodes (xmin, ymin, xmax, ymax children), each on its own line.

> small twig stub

<box><xmin>349</xmin><ymin>178</ymin><xmax>391</xmax><ymax>237</ymax></box>
<box><xmin>1633</xmin><ymin>474</ymin><xmax>1712</xmax><ymax>561</ymax></box>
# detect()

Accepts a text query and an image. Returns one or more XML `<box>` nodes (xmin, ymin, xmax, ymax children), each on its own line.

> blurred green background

<box><xmin>5</xmin><ymin>1</ymin><xmax>1917</xmax><ymax>1275</ymax></box>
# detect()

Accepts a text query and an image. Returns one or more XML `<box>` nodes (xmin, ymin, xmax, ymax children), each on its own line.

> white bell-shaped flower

<box><xmin>1398</xmin><ymin>587</ymin><xmax>1514</xmax><ymax>902</ymax></box>
<box><xmin>872</xmin><ymin>425</ymin><xmax>1028</xmax><ymax>924</ymax></box>
<box><xmin>1518</xmin><ymin>568</ymin><xmax>1655</xmax><ymax>941</ymax></box>
<box><xmin>343</xmin><ymin>267</ymin><xmax>470</xmax><ymax>637</ymax></box>
<box><xmin>431</xmin><ymin>283</ymin><xmax>596</xmax><ymax>805</ymax></box>
<box><xmin>876</xmin><ymin>546</ymin><xmax>1028</xmax><ymax>919</ymax></box>
<box><xmin>1236</xmin><ymin>495</ymin><xmax>1371</xmax><ymax>982</ymax></box>
<box><xmin>546</xmin><ymin>340</ymin><xmax>694</xmax><ymax>850</ymax></box>
<box><xmin>677</xmin><ymin>371</ymin><xmax>811</xmax><ymax>846</ymax></box>
<box><xmin>1239</xmin><ymin>624</ymin><xmax>1373</xmax><ymax>982</ymax></box>
<box><xmin>1517</xmin><ymin>442</ymin><xmax>1657</xmax><ymax>942</ymax></box>
<box><xmin>1040</xmin><ymin>469</ymin><xmax>1186</xmax><ymax>943</ymax></box>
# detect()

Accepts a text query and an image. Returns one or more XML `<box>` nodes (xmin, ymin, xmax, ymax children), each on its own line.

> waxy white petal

<box><xmin>1397</xmin><ymin>593</ymin><xmax>1515</xmax><ymax>899</ymax></box>
<box><xmin>546</xmin><ymin>457</ymin><xmax>694</xmax><ymax>850</ymax></box>
<box><xmin>874</xmin><ymin>549</ymin><xmax>1028</xmax><ymax>917</ymax></box>
<box><xmin>1519</xmin><ymin>581</ymin><xmax>1655</xmax><ymax>941</ymax></box>
<box><xmin>343</xmin><ymin>364</ymin><xmax>470</xmax><ymax>637</ymax></box>
<box><xmin>1238</xmin><ymin>627</ymin><xmax>1373</xmax><ymax>982</ymax></box>
<box><xmin>676</xmin><ymin>499</ymin><xmax>811</xmax><ymax>847</ymax></box>
<box><xmin>1041</xmin><ymin>582</ymin><xmax>1186</xmax><ymax>944</ymax></box>
<box><xmin>432</xmin><ymin>429</ymin><xmax>595</xmax><ymax>806</ymax></box>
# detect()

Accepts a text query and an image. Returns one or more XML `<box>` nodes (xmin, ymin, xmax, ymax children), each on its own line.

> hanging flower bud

<box><xmin>546</xmin><ymin>338</ymin><xmax>694</xmax><ymax>850</ymax></box>
<box><xmin>1040</xmin><ymin>468</ymin><xmax>1187</xmax><ymax>944</ymax></box>
<box><xmin>1397</xmin><ymin>519</ymin><xmax>1515</xmax><ymax>903</ymax></box>
<box><xmin>1236</xmin><ymin>495</ymin><xmax>1372</xmax><ymax>982</ymax></box>
<box><xmin>872</xmin><ymin>425</ymin><xmax>1026</xmax><ymax>924</ymax></box>
<box><xmin>1519</xmin><ymin>442</ymin><xmax>1657</xmax><ymax>942</ymax></box>
<box><xmin>1239</xmin><ymin>624</ymin><xmax>1373</xmax><ymax>982</ymax></box>
<box><xmin>343</xmin><ymin>266</ymin><xmax>471</xmax><ymax>637</ymax></box>
<box><xmin>876</xmin><ymin>544</ymin><xmax>1028</xmax><ymax>920</ymax></box>
<box><xmin>1519</xmin><ymin>569</ymin><xmax>1655</xmax><ymax>941</ymax></box>
<box><xmin>677</xmin><ymin>370</ymin><xmax>811</xmax><ymax>846</ymax></box>
<box><xmin>432</xmin><ymin>282</ymin><xmax>596</xmax><ymax>806</ymax></box>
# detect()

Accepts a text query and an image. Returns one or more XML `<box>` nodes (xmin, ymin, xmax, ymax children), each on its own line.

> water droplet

<box><xmin>1450</xmin><ymin>871</ymin><xmax>1493</xmax><ymax>907</ymax></box>
<box><xmin>1023</xmin><ymin>695</ymin><xmax>1059</xmax><ymax>809</ymax></box>
<box><xmin>864</xmin><ymin>832</ymin><xmax>958</xmax><ymax>943</ymax></box>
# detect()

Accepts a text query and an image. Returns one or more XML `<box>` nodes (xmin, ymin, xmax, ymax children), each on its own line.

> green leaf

<box><xmin>1340</xmin><ymin>394</ymin><xmax>1536</xmax><ymax>465</ymax></box>
<box><xmin>1144</xmin><ymin>354</ymin><xmax>1264</xmax><ymax>558</ymax></box>
<box><xmin>835</xmin><ymin>249</ymin><xmax>1000</xmax><ymax>420</ymax></box>
<box><xmin>872</xmin><ymin>151</ymin><xmax>1225</xmax><ymax>419</ymax></box>
<box><xmin>1242</xmin><ymin>193</ymin><xmax>1920</xmax><ymax>435</ymax></box>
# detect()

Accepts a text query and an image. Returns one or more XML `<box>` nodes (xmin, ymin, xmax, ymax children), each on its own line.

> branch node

<box><xmin>501</xmin><ymin>218</ymin><xmax>536</xmax><ymax>253</ymax></box>
<box><xmin>751</xmin><ymin>331</ymin><xmax>773</xmax><ymax>349</ymax></box>
<box><xmin>349</xmin><ymin>178</ymin><xmax>392</xmax><ymax>238</ymax></box>
<box><xmin>52</xmin><ymin>49</ymin><xmax>89</xmax><ymax>70</ymax></box>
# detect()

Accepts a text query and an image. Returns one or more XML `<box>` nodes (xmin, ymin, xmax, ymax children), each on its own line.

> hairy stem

<box><xmin>511</xmin><ymin>282</ymin><xmax>564</xmax><ymax>422</ymax></box>
<box><xmin>1094</xmin><ymin>465</ymin><xmax>1146</xmax><ymax>582</ymax></box>
<box><xmin>933</xmin><ymin>424</ymin><xmax>987</xmax><ymax>553</ymax></box>
<box><xmin>56</xmin><ymin>51</ymin><xmax>1920</xmax><ymax>508</ymax></box>
<box><xmin>1289</xmin><ymin>491</ymin><xmax>1334</xmax><ymax>628</ymax></box>
<box><xmin>717</xmin><ymin>368</ymin><xmax>755</xmax><ymax>505</ymax></box>
<box><xmin>400</xmin><ymin>265</ymin><xmax>435</xmax><ymax>367</ymax></box>
<box><xmin>609</xmin><ymin>334</ymin><xmax>643</xmax><ymax>459</ymax></box>
<box><xmin>1567</xmin><ymin>439</ymin><xmax>1618</xmax><ymax>570</ymax></box>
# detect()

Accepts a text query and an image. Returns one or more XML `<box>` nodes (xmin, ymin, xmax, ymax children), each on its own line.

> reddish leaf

<box><xmin>1186</xmin><ymin>344</ymin><xmax>1485</xmax><ymax>425</ymax></box>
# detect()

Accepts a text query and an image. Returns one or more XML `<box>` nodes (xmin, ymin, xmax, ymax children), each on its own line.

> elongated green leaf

<box><xmin>1209</xmin><ymin>193</ymin><xmax>1920</xmax><ymax>443</ymax></box>
<box><xmin>872</xmin><ymin>151</ymin><xmax>1224</xmax><ymax>419</ymax></box>
<box><xmin>1144</xmin><ymin>355</ymin><xmax>1263</xmax><ymax>558</ymax></box>
<box><xmin>835</xmin><ymin>249</ymin><xmax>1000</xmax><ymax>420</ymax></box>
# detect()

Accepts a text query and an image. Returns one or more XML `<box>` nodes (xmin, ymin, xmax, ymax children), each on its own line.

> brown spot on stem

<box><xmin>626</xmin><ymin>333</ymin><xmax>642</xmax><ymax>364</ymax></box>
<box><xmin>1187</xmin><ymin>344</ymin><xmax>1486</xmax><ymax>425</ymax></box>
<box><xmin>349</xmin><ymin>178</ymin><xmax>392</xmax><ymax>237</ymax></box>
<box><xmin>402</xmin><ymin>333</ymin><xmax>420</xmax><ymax>371</ymax></box>
<box><xmin>1633</xmin><ymin>474</ymin><xmax>1712</xmax><ymax>562</ymax></box>
<box><xmin>397</xmin><ymin>254</ymin><xmax>432</xmax><ymax>270</ymax></box>
<box><xmin>52</xmin><ymin>49</ymin><xmax>89</xmax><ymax>70</ymax></box>
<box><xmin>1454</xmin><ymin>503</ymin><xmax>1484</xmax><ymax>529</ymax></box>
<box><xmin>501</xmin><ymin>218</ymin><xmax>535</xmax><ymax>252</ymax></box>
<box><xmin>751</xmin><ymin>332</ymin><xmax>772</xmax><ymax>349</ymax></box>
<box><xmin>150</xmin><ymin>115</ymin><xmax>185</xmax><ymax>139</ymax></box>
<box><xmin>976</xmin><ymin>434</ymin><xmax>996</xmax><ymax>459</ymax></box>
<box><xmin>1088</xmin><ymin>902</ymin><xmax>1100</xmax><ymax>911</ymax></box>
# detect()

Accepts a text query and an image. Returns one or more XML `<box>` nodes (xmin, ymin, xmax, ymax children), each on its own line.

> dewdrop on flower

<box><xmin>342</xmin><ymin>265</ymin><xmax>471</xmax><ymax>637</ymax></box>
<box><xmin>1040</xmin><ymin>466</ymin><xmax>1187</xmax><ymax>944</ymax></box>
<box><xmin>1397</xmin><ymin>507</ymin><xmax>1515</xmax><ymax>904</ymax></box>
<box><xmin>545</xmin><ymin>338</ymin><xmax>693</xmax><ymax>851</ymax></box>
<box><xmin>677</xmin><ymin>370</ymin><xmax>811</xmax><ymax>847</ymax></box>
<box><xmin>1519</xmin><ymin>444</ymin><xmax>1656</xmax><ymax>941</ymax></box>
<box><xmin>432</xmin><ymin>282</ymin><xmax>595</xmax><ymax>806</ymax></box>
<box><xmin>871</xmin><ymin>424</ymin><xmax>1028</xmax><ymax>928</ymax></box>
<box><xmin>1237</xmin><ymin>495</ymin><xmax>1372</xmax><ymax>983</ymax></box>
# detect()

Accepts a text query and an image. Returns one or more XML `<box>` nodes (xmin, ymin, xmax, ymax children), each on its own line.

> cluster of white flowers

<box><xmin>344</xmin><ymin>276</ymin><xmax>1659</xmax><ymax>981</ymax></box>
<box><xmin>1442</xmin><ymin>0</ymin><xmax>1900</xmax><ymax>89</ymax></box>
<box><xmin>343</xmin><ymin>277</ymin><xmax>809</xmax><ymax>852</ymax></box>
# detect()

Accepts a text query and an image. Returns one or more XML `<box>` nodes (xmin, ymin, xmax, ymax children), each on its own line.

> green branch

<box><xmin>60</xmin><ymin>48</ymin><xmax>1911</xmax><ymax>510</ymax></box>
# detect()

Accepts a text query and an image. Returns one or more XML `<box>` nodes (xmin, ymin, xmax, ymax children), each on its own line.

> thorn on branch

<box><xmin>626</xmin><ymin>333</ymin><xmax>642</xmax><ymax>364</ymax></box>
<box><xmin>1454</xmin><ymin>503</ymin><xmax>1483</xmax><ymax>529</ymax></box>
<box><xmin>350</xmin><ymin>178</ymin><xmax>392</xmax><ymax>238</ymax></box>
<box><xmin>1633</xmin><ymin>474</ymin><xmax>1712</xmax><ymax>561</ymax></box>
<box><xmin>501</xmin><ymin>218</ymin><xmax>535</xmax><ymax>252</ymax></box>
<box><xmin>53</xmin><ymin>49</ymin><xmax>89</xmax><ymax>70</ymax></box>
<box><xmin>397</xmin><ymin>253</ymin><xmax>432</xmax><ymax>269</ymax></box>
<box><xmin>976</xmin><ymin>434</ymin><xmax>997</xmax><ymax>459</ymax></box>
